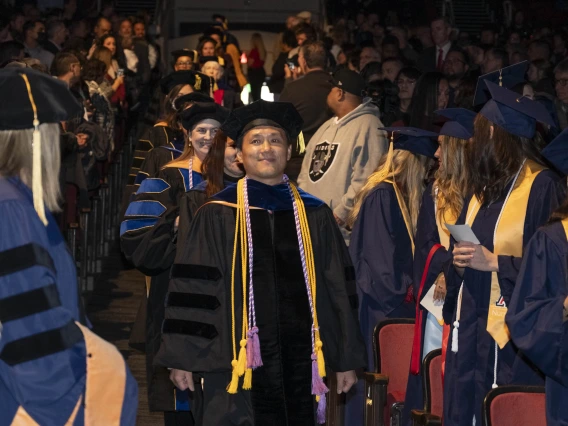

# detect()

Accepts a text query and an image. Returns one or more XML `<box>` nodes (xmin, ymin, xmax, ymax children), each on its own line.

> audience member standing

<box><xmin>23</xmin><ymin>20</ymin><xmax>54</xmax><ymax>68</ymax></box>
<box><xmin>418</xmin><ymin>17</ymin><xmax>453</xmax><ymax>73</ymax></box>
<box><xmin>298</xmin><ymin>69</ymin><xmax>387</xmax><ymax>243</ymax></box>
<box><xmin>280</xmin><ymin>41</ymin><xmax>334</xmax><ymax>179</ymax></box>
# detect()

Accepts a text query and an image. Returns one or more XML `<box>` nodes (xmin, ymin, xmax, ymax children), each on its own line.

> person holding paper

<box><xmin>402</xmin><ymin>108</ymin><xmax>476</xmax><ymax>426</ymax></box>
<box><xmin>507</xmin><ymin>128</ymin><xmax>568</xmax><ymax>426</ymax></box>
<box><xmin>443</xmin><ymin>79</ymin><xmax>566</xmax><ymax>426</ymax></box>
<box><xmin>345</xmin><ymin>127</ymin><xmax>437</xmax><ymax>424</ymax></box>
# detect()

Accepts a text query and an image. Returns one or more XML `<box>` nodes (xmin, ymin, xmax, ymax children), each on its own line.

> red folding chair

<box><xmin>483</xmin><ymin>385</ymin><xmax>546</xmax><ymax>426</ymax></box>
<box><xmin>411</xmin><ymin>349</ymin><xmax>443</xmax><ymax>426</ymax></box>
<box><xmin>364</xmin><ymin>318</ymin><xmax>415</xmax><ymax>426</ymax></box>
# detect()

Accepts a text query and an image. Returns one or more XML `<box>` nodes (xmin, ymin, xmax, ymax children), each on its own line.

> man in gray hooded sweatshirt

<box><xmin>298</xmin><ymin>69</ymin><xmax>387</xmax><ymax>243</ymax></box>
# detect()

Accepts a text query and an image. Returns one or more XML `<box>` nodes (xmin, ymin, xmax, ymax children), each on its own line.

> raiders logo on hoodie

<box><xmin>308</xmin><ymin>141</ymin><xmax>339</xmax><ymax>182</ymax></box>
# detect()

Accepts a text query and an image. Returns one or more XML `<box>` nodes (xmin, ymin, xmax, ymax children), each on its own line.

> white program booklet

<box><xmin>420</xmin><ymin>284</ymin><xmax>444</xmax><ymax>322</ymax></box>
<box><xmin>445</xmin><ymin>224</ymin><xmax>480</xmax><ymax>244</ymax></box>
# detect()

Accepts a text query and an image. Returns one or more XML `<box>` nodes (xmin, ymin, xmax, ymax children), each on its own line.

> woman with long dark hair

<box><xmin>401</xmin><ymin>108</ymin><xmax>475</xmax><ymax>426</ymax></box>
<box><xmin>506</xmin><ymin>128</ymin><xmax>568</xmax><ymax>426</ymax></box>
<box><xmin>121</xmin><ymin>102</ymin><xmax>229</xmax><ymax>426</ymax></box>
<box><xmin>406</xmin><ymin>72</ymin><xmax>449</xmax><ymax>130</ymax></box>
<box><xmin>443</xmin><ymin>82</ymin><xmax>565</xmax><ymax>426</ymax></box>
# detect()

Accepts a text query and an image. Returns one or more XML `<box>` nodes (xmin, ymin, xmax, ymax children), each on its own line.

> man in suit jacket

<box><xmin>417</xmin><ymin>17</ymin><xmax>453</xmax><ymax>73</ymax></box>
<box><xmin>45</xmin><ymin>20</ymin><xmax>67</xmax><ymax>55</ymax></box>
<box><xmin>280</xmin><ymin>41</ymin><xmax>333</xmax><ymax>180</ymax></box>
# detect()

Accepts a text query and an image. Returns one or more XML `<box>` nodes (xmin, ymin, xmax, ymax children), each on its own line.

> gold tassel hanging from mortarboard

<box><xmin>194</xmin><ymin>74</ymin><xmax>202</xmax><ymax>91</ymax></box>
<box><xmin>21</xmin><ymin>73</ymin><xmax>48</xmax><ymax>226</ymax></box>
<box><xmin>297</xmin><ymin>131</ymin><xmax>306</xmax><ymax>155</ymax></box>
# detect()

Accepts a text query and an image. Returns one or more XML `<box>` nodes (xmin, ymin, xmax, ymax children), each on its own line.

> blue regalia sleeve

<box><xmin>506</xmin><ymin>226</ymin><xmax>568</xmax><ymax>385</ymax></box>
<box><xmin>0</xmin><ymin>200</ymin><xmax>87</xmax><ymax>424</ymax></box>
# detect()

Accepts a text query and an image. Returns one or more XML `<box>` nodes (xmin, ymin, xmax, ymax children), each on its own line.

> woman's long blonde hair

<box><xmin>0</xmin><ymin>123</ymin><xmax>62</xmax><ymax>212</ymax></box>
<box><xmin>348</xmin><ymin>149</ymin><xmax>432</xmax><ymax>233</ymax></box>
<box><xmin>434</xmin><ymin>135</ymin><xmax>470</xmax><ymax>225</ymax></box>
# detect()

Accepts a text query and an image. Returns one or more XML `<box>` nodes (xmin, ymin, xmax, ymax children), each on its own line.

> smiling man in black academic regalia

<box><xmin>154</xmin><ymin>100</ymin><xmax>366</xmax><ymax>426</ymax></box>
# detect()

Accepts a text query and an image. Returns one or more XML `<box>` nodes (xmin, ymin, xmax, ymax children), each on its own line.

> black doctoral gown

<box><xmin>154</xmin><ymin>179</ymin><xmax>367</xmax><ymax>426</ymax></box>
<box><xmin>120</xmin><ymin>165</ymin><xmax>203</xmax><ymax>412</ymax></box>
<box><xmin>121</xmin><ymin>124</ymin><xmax>185</xmax><ymax>216</ymax></box>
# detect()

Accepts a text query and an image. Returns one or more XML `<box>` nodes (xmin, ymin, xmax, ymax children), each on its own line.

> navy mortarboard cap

<box><xmin>174</xmin><ymin>92</ymin><xmax>214</xmax><ymax>111</ymax></box>
<box><xmin>0</xmin><ymin>67</ymin><xmax>82</xmax><ymax>130</ymax></box>
<box><xmin>473</xmin><ymin>61</ymin><xmax>529</xmax><ymax>106</ymax></box>
<box><xmin>160</xmin><ymin>70</ymin><xmax>212</xmax><ymax>95</ymax></box>
<box><xmin>381</xmin><ymin>127</ymin><xmax>439</xmax><ymax>158</ymax></box>
<box><xmin>0</xmin><ymin>67</ymin><xmax>83</xmax><ymax>226</ymax></box>
<box><xmin>181</xmin><ymin>102</ymin><xmax>230</xmax><ymax>131</ymax></box>
<box><xmin>479</xmin><ymin>81</ymin><xmax>555</xmax><ymax>139</ymax></box>
<box><xmin>330</xmin><ymin>69</ymin><xmax>366</xmax><ymax>97</ymax></box>
<box><xmin>222</xmin><ymin>100</ymin><xmax>304</xmax><ymax>145</ymax></box>
<box><xmin>541</xmin><ymin>128</ymin><xmax>568</xmax><ymax>175</ymax></box>
<box><xmin>436</xmin><ymin>108</ymin><xmax>477</xmax><ymax>140</ymax></box>
<box><xmin>171</xmin><ymin>49</ymin><xmax>197</xmax><ymax>62</ymax></box>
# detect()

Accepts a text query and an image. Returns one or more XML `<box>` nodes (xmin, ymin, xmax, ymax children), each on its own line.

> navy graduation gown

<box><xmin>507</xmin><ymin>221</ymin><xmax>568</xmax><ymax>426</ymax></box>
<box><xmin>0</xmin><ymin>177</ymin><xmax>137</xmax><ymax>425</ymax></box>
<box><xmin>442</xmin><ymin>170</ymin><xmax>565</xmax><ymax>426</ymax></box>
<box><xmin>402</xmin><ymin>183</ymin><xmax>451</xmax><ymax>426</ymax></box>
<box><xmin>120</xmin><ymin>166</ymin><xmax>202</xmax><ymax>412</ymax></box>
<box><xmin>349</xmin><ymin>182</ymin><xmax>415</xmax><ymax>370</ymax></box>
<box><xmin>346</xmin><ymin>182</ymin><xmax>415</xmax><ymax>426</ymax></box>
<box><xmin>155</xmin><ymin>179</ymin><xmax>367</xmax><ymax>426</ymax></box>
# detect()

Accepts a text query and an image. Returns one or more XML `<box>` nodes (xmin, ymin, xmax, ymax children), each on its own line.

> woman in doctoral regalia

<box><xmin>0</xmin><ymin>67</ymin><xmax>137</xmax><ymax>424</ymax></box>
<box><xmin>345</xmin><ymin>127</ymin><xmax>438</xmax><ymax>424</ymax></box>
<box><xmin>120</xmin><ymin>102</ymin><xmax>228</xmax><ymax>425</ymax></box>
<box><xmin>507</xmin><ymin>128</ymin><xmax>568</xmax><ymax>426</ymax></box>
<box><xmin>402</xmin><ymin>108</ymin><xmax>476</xmax><ymax>426</ymax></box>
<box><xmin>443</xmin><ymin>80</ymin><xmax>565</xmax><ymax>426</ymax></box>
<box><xmin>124</xmin><ymin>71</ymin><xmax>213</xmax><ymax>206</ymax></box>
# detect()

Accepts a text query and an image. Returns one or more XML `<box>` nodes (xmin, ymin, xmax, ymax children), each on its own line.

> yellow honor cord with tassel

<box><xmin>20</xmin><ymin>73</ymin><xmax>48</xmax><ymax>226</ymax></box>
<box><xmin>289</xmin><ymin>183</ymin><xmax>326</xmax><ymax>377</ymax></box>
<box><xmin>227</xmin><ymin>179</ymin><xmax>250</xmax><ymax>394</ymax></box>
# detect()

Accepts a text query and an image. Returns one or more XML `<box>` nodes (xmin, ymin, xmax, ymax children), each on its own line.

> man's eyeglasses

<box><xmin>555</xmin><ymin>78</ymin><xmax>568</xmax><ymax>87</ymax></box>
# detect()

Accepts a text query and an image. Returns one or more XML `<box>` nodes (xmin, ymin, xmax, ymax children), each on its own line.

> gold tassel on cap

<box><xmin>21</xmin><ymin>73</ymin><xmax>48</xmax><ymax>226</ymax></box>
<box><xmin>297</xmin><ymin>131</ymin><xmax>306</xmax><ymax>155</ymax></box>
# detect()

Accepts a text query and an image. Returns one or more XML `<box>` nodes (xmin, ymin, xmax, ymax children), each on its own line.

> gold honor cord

<box><xmin>20</xmin><ymin>73</ymin><xmax>48</xmax><ymax>226</ymax></box>
<box><xmin>228</xmin><ymin>179</ymin><xmax>251</xmax><ymax>393</ymax></box>
<box><xmin>290</xmin><ymin>183</ymin><xmax>326</xmax><ymax>379</ymax></box>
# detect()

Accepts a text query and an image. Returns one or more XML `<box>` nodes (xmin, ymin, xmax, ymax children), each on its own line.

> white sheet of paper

<box><xmin>445</xmin><ymin>223</ymin><xmax>480</xmax><ymax>244</ymax></box>
<box><xmin>420</xmin><ymin>284</ymin><xmax>444</xmax><ymax>322</ymax></box>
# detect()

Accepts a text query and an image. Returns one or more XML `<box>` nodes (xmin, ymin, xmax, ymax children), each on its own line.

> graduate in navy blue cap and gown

<box><xmin>344</xmin><ymin>127</ymin><xmax>438</xmax><ymax>425</ymax></box>
<box><xmin>443</xmin><ymin>78</ymin><xmax>566</xmax><ymax>426</ymax></box>
<box><xmin>507</xmin><ymin>128</ymin><xmax>568</xmax><ymax>426</ymax></box>
<box><xmin>154</xmin><ymin>100</ymin><xmax>366</xmax><ymax>426</ymax></box>
<box><xmin>120</xmin><ymin>102</ymin><xmax>228</xmax><ymax>425</ymax></box>
<box><xmin>0</xmin><ymin>67</ymin><xmax>138</xmax><ymax>425</ymax></box>
<box><xmin>401</xmin><ymin>108</ymin><xmax>476</xmax><ymax>426</ymax></box>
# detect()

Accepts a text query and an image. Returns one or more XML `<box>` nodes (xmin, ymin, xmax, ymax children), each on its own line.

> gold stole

<box><xmin>562</xmin><ymin>218</ymin><xmax>568</xmax><ymax>238</ymax></box>
<box><xmin>384</xmin><ymin>179</ymin><xmax>414</xmax><ymax>255</ymax></box>
<box><xmin>464</xmin><ymin>159</ymin><xmax>546</xmax><ymax>348</ymax></box>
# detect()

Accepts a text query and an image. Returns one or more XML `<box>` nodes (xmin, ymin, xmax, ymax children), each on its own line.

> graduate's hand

<box><xmin>333</xmin><ymin>213</ymin><xmax>345</xmax><ymax>227</ymax></box>
<box><xmin>433</xmin><ymin>275</ymin><xmax>446</xmax><ymax>302</ymax></box>
<box><xmin>336</xmin><ymin>370</ymin><xmax>357</xmax><ymax>394</ymax></box>
<box><xmin>174</xmin><ymin>216</ymin><xmax>180</xmax><ymax>232</ymax></box>
<box><xmin>453</xmin><ymin>242</ymin><xmax>499</xmax><ymax>272</ymax></box>
<box><xmin>169</xmin><ymin>369</ymin><xmax>194</xmax><ymax>391</ymax></box>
